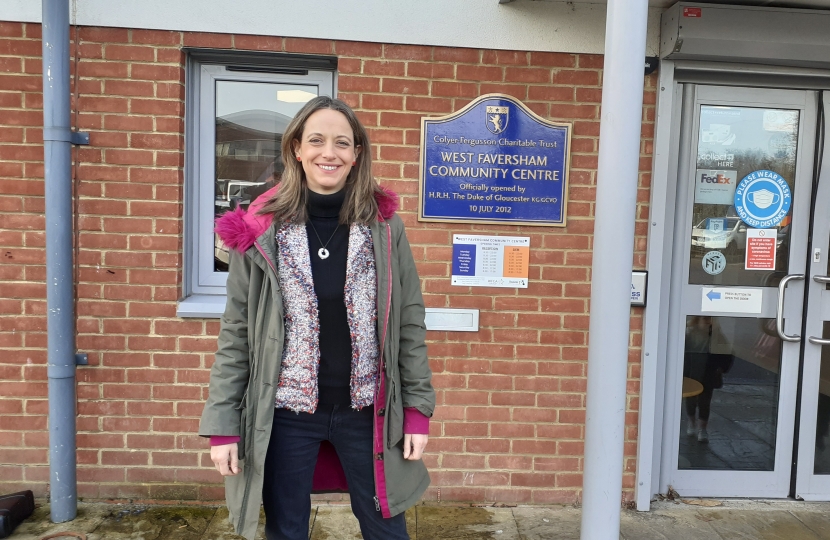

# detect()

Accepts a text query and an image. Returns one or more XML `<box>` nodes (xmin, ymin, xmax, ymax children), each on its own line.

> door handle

<box><xmin>814</xmin><ymin>275</ymin><xmax>830</xmax><ymax>284</ymax></box>
<box><xmin>776</xmin><ymin>274</ymin><xmax>804</xmax><ymax>342</ymax></box>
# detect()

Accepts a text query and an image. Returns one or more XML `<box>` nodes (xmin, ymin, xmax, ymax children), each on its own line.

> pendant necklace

<box><xmin>308</xmin><ymin>221</ymin><xmax>340</xmax><ymax>260</ymax></box>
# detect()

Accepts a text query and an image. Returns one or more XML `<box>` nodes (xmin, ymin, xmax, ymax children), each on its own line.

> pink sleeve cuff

<box><xmin>403</xmin><ymin>407</ymin><xmax>430</xmax><ymax>434</ymax></box>
<box><xmin>210</xmin><ymin>435</ymin><xmax>241</xmax><ymax>446</ymax></box>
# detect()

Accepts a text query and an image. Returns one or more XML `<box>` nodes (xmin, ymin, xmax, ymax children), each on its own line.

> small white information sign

<box><xmin>707</xmin><ymin>218</ymin><xmax>726</xmax><ymax>233</ymax></box>
<box><xmin>452</xmin><ymin>235</ymin><xmax>530</xmax><ymax>288</ymax></box>
<box><xmin>701</xmin><ymin>287</ymin><xmax>763</xmax><ymax>314</ymax></box>
<box><xmin>694</xmin><ymin>169</ymin><xmax>738</xmax><ymax>205</ymax></box>
<box><xmin>631</xmin><ymin>271</ymin><xmax>647</xmax><ymax>307</ymax></box>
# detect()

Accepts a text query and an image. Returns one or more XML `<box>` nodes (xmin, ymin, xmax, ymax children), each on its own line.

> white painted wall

<box><xmin>1</xmin><ymin>0</ymin><xmax>662</xmax><ymax>55</ymax></box>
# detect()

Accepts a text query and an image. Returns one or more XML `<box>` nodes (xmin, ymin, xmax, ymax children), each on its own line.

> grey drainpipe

<box><xmin>41</xmin><ymin>0</ymin><xmax>88</xmax><ymax>523</ymax></box>
<box><xmin>580</xmin><ymin>0</ymin><xmax>649</xmax><ymax>537</ymax></box>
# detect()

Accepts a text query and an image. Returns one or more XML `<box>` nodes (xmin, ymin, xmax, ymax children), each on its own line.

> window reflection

<box><xmin>688</xmin><ymin>106</ymin><xmax>798</xmax><ymax>288</ymax></box>
<box><xmin>814</xmin><ymin>322</ymin><xmax>830</xmax><ymax>474</ymax></box>
<box><xmin>679</xmin><ymin>316</ymin><xmax>782</xmax><ymax>471</ymax></box>
<box><xmin>213</xmin><ymin>81</ymin><xmax>317</xmax><ymax>271</ymax></box>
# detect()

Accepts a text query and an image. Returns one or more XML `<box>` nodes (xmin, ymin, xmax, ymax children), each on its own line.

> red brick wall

<box><xmin>0</xmin><ymin>21</ymin><xmax>655</xmax><ymax>504</ymax></box>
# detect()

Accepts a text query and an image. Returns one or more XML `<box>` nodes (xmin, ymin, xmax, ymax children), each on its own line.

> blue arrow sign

<box><xmin>706</xmin><ymin>290</ymin><xmax>721</xmax><ymax>301</ymax></box>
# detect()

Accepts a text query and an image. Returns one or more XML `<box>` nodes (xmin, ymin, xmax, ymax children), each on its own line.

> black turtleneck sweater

<box><xmin>305</xmin><ymin>189</ymin><xmax>353</xmax><ymax>406</ymax></box>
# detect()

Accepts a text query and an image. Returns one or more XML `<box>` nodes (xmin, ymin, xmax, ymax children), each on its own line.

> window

<box><xmin>180</xmin><ymin>50</ymin><xmax>336</xmax><ymax>317</ymax></box>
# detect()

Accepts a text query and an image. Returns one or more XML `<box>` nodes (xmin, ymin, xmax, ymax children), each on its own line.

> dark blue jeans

<box><xmin>262</xmin><ymin>404</ymin><xmax>409</xmax><ymax>540</ymax></box>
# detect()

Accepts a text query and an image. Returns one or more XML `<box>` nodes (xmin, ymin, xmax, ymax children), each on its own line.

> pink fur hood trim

<box><xmin>214</xmin><ymin>185</ymin><xmax>400</xmax><ymax>253</ymax></box>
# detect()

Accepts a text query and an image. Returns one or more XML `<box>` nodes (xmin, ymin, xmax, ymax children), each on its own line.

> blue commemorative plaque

<box><xmin>419</xmin><ymin>94</ymin><xmax>572</xmax><ymax>226</ymax></box>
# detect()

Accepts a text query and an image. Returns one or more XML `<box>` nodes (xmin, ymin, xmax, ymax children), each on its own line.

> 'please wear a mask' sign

<box><xmin>733</xmin><ymin>169</ymin><xmax>792</xmax><ymax>228</ymax></box>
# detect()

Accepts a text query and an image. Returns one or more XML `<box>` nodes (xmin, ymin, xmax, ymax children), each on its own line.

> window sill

<box><xmin>177</xmin><ymin>294</ymin><xmax>227</xmax><ymax>318</ymax></box>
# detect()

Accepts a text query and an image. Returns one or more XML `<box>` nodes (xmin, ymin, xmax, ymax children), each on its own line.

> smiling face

<box><xmin>293</xmin><ymin>108</ymin><xmax>360</xmax><ymax>195</ymax></box>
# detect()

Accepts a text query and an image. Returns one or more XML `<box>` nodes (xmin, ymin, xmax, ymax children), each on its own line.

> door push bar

<box><xmin>776</xmin><ymin>274</ymin><xmax>804</xmax><ymax>342</ymax></box>
<box><xmin>808</xmin><ymin>275</ymin><xmax>830</xmax><ymax>346</ymax></box>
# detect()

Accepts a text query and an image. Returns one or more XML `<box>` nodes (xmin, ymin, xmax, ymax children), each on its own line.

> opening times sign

<box><xmin>452</xmin><ymin>235</ymin><xmax>530</xmax><ymax>288</ymax></box>
<box><xmin>419</xmin><ymin>94</ymin><xmax>572</xmax><ymax>226</ymax></box>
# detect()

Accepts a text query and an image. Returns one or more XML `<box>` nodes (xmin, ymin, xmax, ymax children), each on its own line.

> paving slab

<box><xmin>12</xmin><ymin>499</ymin><xmax>830</xmax><ymax>540</ymax></box>
<box><xmin>309</xmin><ymin>506</ymin><xmax>363</xmax><ymax>540</ymax></box>
<box><xmin>202</xmin><ymin>506</ymin><xmax>311</xmax><ymax>540</ymax></box>
<box><xmin>8</xmin><ymin>502</ymin><xmax>110</xmax><ymax>540</ymax></box>
<box><xmin>415</xmin><ymin>506</ymin><xmax>519</xmax><ymax>539</ymax></box>
<box><xmin>621</xmin><ymin>509</ymin><xmax>722</xmax><ymax>540</ymax></box>
<box><xmin>306</xmin><ymin>506</ymin><xmax>414</xmax><ymax>539</ymax></box>
<box><xmin>512</xmin><ymin>506</ymin><xmax>582</xmax><ymax>540</ymax></box>
<box><xmin>93</xmin><ymin>505</ymin><xmax>216</xmax><ymax>540</ymax></box>
<box><xmin>405</xmin><ymin>507</ymin><xmax>417</xmax><ymax>539</ymax></box>
<box><xmin>791</xmin><ymin>510</ymin><xmax>830</xmax><ymax>539</ymax></box>
<box><xmin>700</xmin><ymin>509</ymin><xmax>821</xmax><ymax>540</ymax></box>
<box><xmin>201</xmin><ymin>506</ymin><xmax>249</xmax><ymax>540</ymax></box>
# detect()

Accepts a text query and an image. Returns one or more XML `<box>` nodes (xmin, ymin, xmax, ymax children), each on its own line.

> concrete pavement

<box><xmin>8</xmin><ymin>499</ymin><xmax>830</xmax><ymax>539</ymax></box>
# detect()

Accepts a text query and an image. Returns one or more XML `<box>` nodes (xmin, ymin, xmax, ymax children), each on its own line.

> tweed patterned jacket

<box><xmin>273</xmin><ymin>221</ymin><xmax>379</xmax><ymax>413</ymax></box>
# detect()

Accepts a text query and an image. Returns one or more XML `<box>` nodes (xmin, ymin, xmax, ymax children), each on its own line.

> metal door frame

<box><xmin>637</xmin><ymin>59</ymin><xmax>830</xmax><ymax>512</ymax></box>
<box><xmin>660</xmin><ymin>85</ymin><xmax>817</xmax><ymax>497</ymax></box>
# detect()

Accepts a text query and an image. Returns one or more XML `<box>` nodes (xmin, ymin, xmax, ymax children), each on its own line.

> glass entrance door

<box><xmin>662</xmin><ymin>85</ymin><xmax>819</xmax><ymax>497</ymax></box>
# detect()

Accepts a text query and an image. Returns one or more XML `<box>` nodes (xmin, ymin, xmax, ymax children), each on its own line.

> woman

<box><xmin>199</xmin><ymin>96</ymin><xmax>435</xmax><ymax>540</ymax></box>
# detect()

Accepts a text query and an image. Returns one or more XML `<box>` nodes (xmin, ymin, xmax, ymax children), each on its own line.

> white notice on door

<box><xmin>701</xmin><ymin>287</ymin><xmax>763</xmax><ymax>314</ymax></box>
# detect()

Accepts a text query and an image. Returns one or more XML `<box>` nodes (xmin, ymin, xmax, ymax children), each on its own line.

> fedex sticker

<box><xmin>683</xmin><ymin>7</ymin><xmax>702</xmax><ymax>18</ymax></box>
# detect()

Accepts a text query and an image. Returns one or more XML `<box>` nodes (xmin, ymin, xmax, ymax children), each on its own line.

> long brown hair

<box><xmin>258</xmin><ymin>96</ymin><xmax>380</xmax><ymax>224</ymax></box>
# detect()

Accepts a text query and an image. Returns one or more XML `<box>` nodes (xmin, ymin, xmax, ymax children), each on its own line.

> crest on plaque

<box><xmin>485</xmin><ymin>105</ymin><xmax>509</xmax><ymax>135</ymax></box>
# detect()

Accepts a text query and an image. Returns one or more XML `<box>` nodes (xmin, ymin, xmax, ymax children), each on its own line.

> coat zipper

<box><xmin>372</xmin><ymin>221</ymin><xmax>394</xmax><ymax>514</ymax></box>
<box><xmin>374</xmin><ymin>222</ymin><xmax>393</xmax><ymax>413</ymax></box>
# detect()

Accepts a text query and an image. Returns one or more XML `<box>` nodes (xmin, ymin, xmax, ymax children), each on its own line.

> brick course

<box><xmin>0</xmin><ymin>22</ymin><xmax>654</xmax><ymax>505</ymax></box>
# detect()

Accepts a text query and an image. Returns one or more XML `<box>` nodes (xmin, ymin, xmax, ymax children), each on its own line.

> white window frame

<box><xmin>179</xmin><ymin>50</ymin><xmax>336</xmax><ymax>318</ymax></box>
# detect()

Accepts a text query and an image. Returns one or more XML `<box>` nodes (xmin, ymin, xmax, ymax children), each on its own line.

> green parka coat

<box><xmin>199</xmin><ymin>186</ymin><xmax>435</xmax><ymax>540</ymax></box>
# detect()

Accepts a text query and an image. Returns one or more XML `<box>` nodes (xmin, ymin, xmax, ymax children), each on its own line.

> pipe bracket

<box><xmin>70</xmin><ymin>131</ymin><xmax>90</xmax><ymax>145</ymax></box>
<box><xmin>75</xmin><ymin>353</ymin><xmax>88</xmax><ymax>365</ymax></box>
<box><xmin>43</xmin><ymin>127</ymin><xmax>90</xmax><ymax>145</ymax></box>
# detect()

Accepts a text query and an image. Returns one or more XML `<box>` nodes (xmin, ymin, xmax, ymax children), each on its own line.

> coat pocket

<box><xmin>238</xmin><ymin>408</ymin><xmax>248</xmax><ymax>461</ymax></box>
<box><xmin>387</xmin><ymin>378</ymin><xmax>405</xmax><ymax>448</ymax></box>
